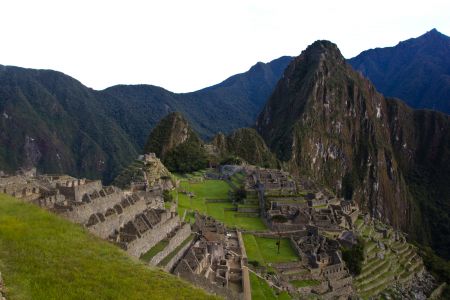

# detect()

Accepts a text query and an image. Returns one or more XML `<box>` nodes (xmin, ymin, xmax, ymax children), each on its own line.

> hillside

<box><xmin>144</xmin><ymin>112</ymin><xmax>207</xmax><ymax>173</ymax></box>
<box><xmin>0</xmin><ymin>193</ymin><xmax>216</xmax><ymax>300</ymax></box>
<box><xmin>0</xmin><ymin>56</ymin><xmax>291</xmax><ymax>183</ymax></box>
<box><xmin>349</xmin><ymin>29</ymin><xmax>450</xmax><ymax>114</ymax></box>
<box><xmin>256</xmin><ymin>40</ymin><xmax>450</xmax><ymax>259</ymax></box>
<box><xmin>211</xmin><ymin>128</ymin><xmax>278</xmax><ymax>168</ymax></box>
<box><xmin>0</xmin><ymin>66</ymin><xmax>137</xmax><ymax>183</ymax></box>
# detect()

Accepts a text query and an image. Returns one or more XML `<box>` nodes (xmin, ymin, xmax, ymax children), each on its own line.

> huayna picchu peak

<box><xmin>257</xmin><ymin>40</ymin><xmax>450</xmax><ymax>260</ymax></box>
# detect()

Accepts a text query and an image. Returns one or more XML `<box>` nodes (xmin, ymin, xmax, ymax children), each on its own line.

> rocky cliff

<box><xmin>256</xmin><ymin>41</ymin><xmax>450</xmax><ymax>258</ymax></box>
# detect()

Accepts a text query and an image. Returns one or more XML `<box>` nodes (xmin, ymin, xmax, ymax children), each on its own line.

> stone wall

<box><xmin>237</xmin><ymin>207</ymin><xmax>259</xmax><ymax>213</ymax></box>
<box><xmin>61</xmin><ymin>190</ymin><xmax>124</xmax><ymax>224</ymax></box>
<box><xmin>126</xmin><ymin>215</ymin><xmax>180</xmax><ymax>257</ymax></box>
<box><xmin>237</xmin><ymin>231</ymin><xmax>247</xmax><ymax>265</ymax></box>
<box><xmin>58</xmin><ymin>180</ymin><xmax>102</xmax><ymax>202</ymax></box>
<box><xmin>241</xmin><ymin>266</ymin><xmax>252</xmax><ymax>300</ymax></box>
<box><xmin>150</xmin><ymin>223</ymin><xmax>191</xmax><ymax>266</ymax></box>
<box><xmin>163</xmin><ymin>235</ymin><xmax>195</xmax><ymax>272</ymax></box>
<box><xmin>86</xmin><ymin>198</ymin><xmax>147</xmax><ymax>239</ymax></box>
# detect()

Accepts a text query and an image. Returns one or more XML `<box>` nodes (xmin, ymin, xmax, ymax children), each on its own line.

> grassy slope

<box><xmin>175</xmin><ymin>179</ymin><xmax>266</xmax><ymax>231</ymax></box>
<box><xmin>249</xmin><ymin>273</ymin><xmax>291</xmax><ymax>300</ymax></box>
<box><xmin>0</xmin><ymin>194</ymin><xmax>217</xmax><ymax>300</ymax></box>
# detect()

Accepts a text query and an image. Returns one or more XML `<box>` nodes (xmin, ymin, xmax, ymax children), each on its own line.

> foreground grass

<box><xmin>0</xmin><ymin>194</ymin><xmax>217</xmax><ymax>300</ymax></box>
<box><xmin>243</xmin><ymin>234</ymin><xmax>299</xmax><ymax>266</ymax></box>
<box><xmin>175</xmin><ymin>179</ymin><xmax>266</xmax><ymax>231</ymax></box>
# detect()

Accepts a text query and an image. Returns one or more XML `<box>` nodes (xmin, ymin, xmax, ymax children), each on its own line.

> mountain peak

<box><xmin>290</xmin><ymin>40</ymin><xmax>346</xmax><ymax>73</ymax></box>
<box><xmin>418</xmin><ymin>28</ymin><xmax>449</xmax><ymax>41</ymax></box>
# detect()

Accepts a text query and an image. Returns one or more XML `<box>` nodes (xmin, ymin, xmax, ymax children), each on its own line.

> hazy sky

<box><xmin>1</xmin><ymin>0</ymin><xmax>449</xmax><ymax>92</ymax></box>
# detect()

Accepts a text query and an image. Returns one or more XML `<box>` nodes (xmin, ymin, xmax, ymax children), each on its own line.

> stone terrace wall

<box><xmin>86</xmin><ymin>198</ymin><xmax>147</xmax><ymax>239</ymax></box>
<box><xmin>61</xmin><ymin>190</ymin><xmax>124</xmax><ymax>224</ymax></box>
<box><xmin>150</xmin><ymin>223</ymin><xmax>191</xmax><ymax>266</ymax></box>
<box><xmin>126</xmin><ymin>215</ymin><xmax>180</xmax><ymax>257</ymax></box>
<box><xmin>58</xmin><ymin>180</ymin><xmax>102</xmax><ymax>202</ymax></box>
<box><xmin>163</xmin><ymin>235</ymin><xmax>195</xmax><ymax>273</ymax></box>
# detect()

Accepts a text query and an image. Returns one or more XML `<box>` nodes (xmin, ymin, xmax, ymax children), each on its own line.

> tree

<box><xmin>342</xmin><ymin>237</ymin><xmax>365</xmax><ymax>275</ymax></box>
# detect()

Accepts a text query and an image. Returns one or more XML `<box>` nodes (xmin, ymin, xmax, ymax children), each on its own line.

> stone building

<box><xmin>174</xmin><ymin>214</ymin><xmax>250</xmax><ymax>300</ymax></box>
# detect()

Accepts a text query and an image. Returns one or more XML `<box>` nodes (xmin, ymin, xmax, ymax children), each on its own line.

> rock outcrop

<box><xmin>256</xmin><ymin>40</ymin><xmax>450</xmax><ymax>258</ymax></box>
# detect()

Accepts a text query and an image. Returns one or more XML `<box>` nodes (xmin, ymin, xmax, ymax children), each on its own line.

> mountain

<box><xmin>101</xmin><ymin>55</ymin><xmax>293</xmax><ymax>144</ymax></box>
<box><xmin>0</xmin><ymin>57</ymin><xmax>292</xmax><ymax>182</ymax></box>
<box><xmin>0</xmin><ymin>65</ymin><xmax>138</xmax><ymax>183</ymax></box>
<box><xmin>257</xmin><ymin>40</ymin><xmax>450</xmax><ymax>258</ymax></box>
<box><xmin>211</xmin><ymin>128</ymin><xmax>278</xmax><ymax>168</ymax></box>
<box><xmin>144</xmin><ymin>112</ymin><xmax>207</xmax><ymax>173</ymax></box>
<box><xmin>349</xmin><ymin>29</ymin><xmax>450</xmax><ymax>114</ymax></box>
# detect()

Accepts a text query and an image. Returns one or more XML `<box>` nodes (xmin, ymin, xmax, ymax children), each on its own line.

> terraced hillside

<box><xmin>0</xmin><ymin>193</ymin><xmax>216</xmax><ymax>300</ymax></box>
<box><xmin>354</xmin><ymin>217</ymin><xmax>425</xmax><ymax>299</ymax></box>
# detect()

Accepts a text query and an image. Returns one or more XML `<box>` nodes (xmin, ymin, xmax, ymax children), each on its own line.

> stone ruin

<box><xmin>173</xmin><ymin>213</ymin><xmax>251</xmax><ymax>300</ymax></box>
<box><xmin>0</xmin><ymin>168</ymin><xmax>185</xmax><ymax>259</ymax></box>
<box><xmin>244</xmin><ymin>166</ymin><xmax>297</xmax><ymax>196</ymax></box>
<box><xmin>290</xmin><ymin>230</ymin><xmax>355</xmax><ymax>299</ymax></box>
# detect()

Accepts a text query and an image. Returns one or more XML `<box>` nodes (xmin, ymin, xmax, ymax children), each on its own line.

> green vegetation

<box><xmin>290</xmin><ymin>279</ymin><xmax>320</xmax><ymax>288</ymax></box>
<box><xmin>342</xmin><ymin>237</ymin><xmax>365</xmax><ymax>275</ymax></box>
<box><xmin>164</xmin><ymin>137</ymin><xmax>208</xmax><ymax>173</ymax></box>
<box><xmin>249</xmin><ymin>272</ymin><xmax>291</xmax><ymax>300</ymax></box>
<box><xmin>243</xmin><ymin>234</ymin><xmax>299</xmax><ymax>266</ymax></box>
<box><xmin>175</xmin><ymin>179</ymin><xmax>266</xmax><ymax>231</ymax></box>
<box><xmin>414</xmin><ymin>245</ymin><xmax>450</xmax><ymax>298</ymax></box>
<box><xmin>0</xmin><ymin>194</ymin><xmax>215</xmax><ymax>300</ymax></box>
<box><xmin>144</xmin><ymin>112</ymin><xmax>208</xmax><ymax>173</ymax></box>
<box><xmin>213</xmin><ymin>128</ymin><xmax>279</xmax><ymax>169</ymax></box>
<box><xmin>140</xmin><ymin>239</ymin><xmax>169</xmax><ymax>263</ymax></box>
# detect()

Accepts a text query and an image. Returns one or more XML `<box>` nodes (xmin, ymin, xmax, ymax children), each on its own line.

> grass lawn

<box><xmin>243</xmin><ymin>234</ymin><xmax>299</xmax><ymax>266</ymax></box>
<box><xmin>140</xmin><ymin>239</ymin><xmax>169</xmax><ymax>263</ymax></box>
<box><xmin>0</xmin><ymin>194</ymin><xmax>216</xmax><ymax>300</ymax></box>
<box><xmin>174</xmin><ymin>179</ymin><xmax>266</xmax><ymax>231</ymax></box>
<box><xmin>290</xmin><ymin>279</ymin><xmax>320</xmax><ymax>288</ymax></box>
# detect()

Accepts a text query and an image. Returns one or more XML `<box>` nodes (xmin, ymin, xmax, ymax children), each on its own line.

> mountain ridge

<box><xmin>349</xmin><ymin>28</ymin><xmax>450</xmax><ymax>114</ymax></box>
<box><xmin>0</xmin><ymin>56</ymin><xmax>292</xmax><ymax>182</ymax></box>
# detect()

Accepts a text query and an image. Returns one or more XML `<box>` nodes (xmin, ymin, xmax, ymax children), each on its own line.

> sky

<box><xmin>1</xmin><ymin>0</ymin><xmax>449</xmax><ymax>93</ymax></box>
